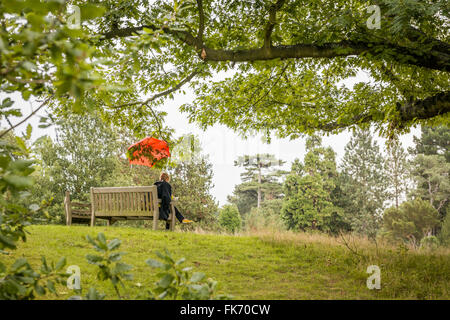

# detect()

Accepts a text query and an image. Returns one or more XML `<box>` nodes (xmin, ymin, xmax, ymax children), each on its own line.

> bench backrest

<box><xmin>90</xmin><ymin>186</ymin><xmax>159</xmax><ymax>217</ymax></box>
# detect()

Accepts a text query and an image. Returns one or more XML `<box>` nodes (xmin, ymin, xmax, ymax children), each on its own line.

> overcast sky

<box><xmin>1</xmin><ymin>68</ymin><xmax>421</xmax><ymax>207</ymax></box>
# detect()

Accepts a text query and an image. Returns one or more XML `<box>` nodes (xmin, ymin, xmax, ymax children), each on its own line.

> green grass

<box><xmin>3</xmin><ymin>225</ymin><xmax>449</xmax><ymax>300</ymax></box>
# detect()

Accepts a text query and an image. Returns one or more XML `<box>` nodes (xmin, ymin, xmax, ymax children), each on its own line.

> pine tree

<box><xmin>409</xmin><ymin>125</ymin><xmax>450</xmax><ymax>162</ymax></box>
<box><xmin>385</xmin><ymin>138</ymin><xmax>410</xmax><ymax>209</ymax></box>
<box><xmin>218</xmin><ymin>204</ymin><xmax>242</xmax><ymax>233</ymax></box>
<box><xmin>340</xmin><ymin>128</ymin><xmax>388</xmax><ymax>238</ymax></box>
<box><xmin>232</xmin><ymin>154</ymin><xmax>286</xmax><ymax>212</ymax></box>
<box><xmin>410</xmin><ymin>154</ymin><xmax>450</xmax><ymax>217</ymax></box>
<box><xmin>409</xmin><ymin>125</ymin><xmax>450</xmax><ymax>218</ymax></box>
<box><xmin>383</xmin><ymin>199</ymin><xmax>440</xmax><ymax>247</ymax></box>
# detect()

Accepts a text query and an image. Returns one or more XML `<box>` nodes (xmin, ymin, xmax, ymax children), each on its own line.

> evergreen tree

<box><xmin>218</xmin><ymin>204</ymin><xmax>241</xmax><ymax>233</ymax></box>
<box><xmin>281</xmin><ymin>135</ymin><xmax>344</xmax><ymax>233</ymax></box>
<box><xmin>383</xmin><ymin>199</ymin><xmax>440</xmax><ymax>247</ymax></box>
<box><xmin>439</xmin><ymin>209</ymin><xmax>450</xmax><ymax>247</ymax></box>
<box><xmin>227</xmin><ymin>182</ymin><xmax>258</xmax><ymax>216</ymax></box>
<box><xmin>410</xmin><ymin>154</ymin><xmax>449</xmax><ymax>217</ymax></box>
<box><xmin>385</xmin><ymin>138</ymin><xmax>410</xmax><ymax>209</ymax></box>
<box><xmin>340</xmin><ymin>128</ymin><xmax>388</xmax><ymax>238</ymax></box>
<box><xmin>409</xmin><ymin>125</ymin><xmax>450</xmax><ymax>218</ymax></box>
<box><xmin>244</xmin><ymin>199</ymin><xmax>285</xmax><ymax>232</ymax></box>
<box><xmin>410</xmin><ymin>125</ymin><xmax>450</xmax><ymax>162</ymax></box>
<box><xmin>230</xmin><ymin>154</ymin><xmax>286</xmax><ymax>215</ymax></box>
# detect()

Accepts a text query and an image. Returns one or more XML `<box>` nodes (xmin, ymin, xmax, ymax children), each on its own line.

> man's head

<box><xmin>160</xmin><ymin>172</ymin><xmax>170</xmax><ymax>182</ymax></box>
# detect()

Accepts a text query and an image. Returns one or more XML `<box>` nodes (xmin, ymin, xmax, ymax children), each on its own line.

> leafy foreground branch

<box><xmin>0</xmin><ymin>231</ymin><xmax>231</xmax><ymax>300</ymax></box>
<box><xmin>80</xmin><ymin>233</ymin><xmax>231</xmax><ymax>300</ymax></box>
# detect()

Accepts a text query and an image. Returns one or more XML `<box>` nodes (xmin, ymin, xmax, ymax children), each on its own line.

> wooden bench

<box><xmin>90</xmin><ymin>186</ymin><xmax>176</xmax><ymax>231</ymax></box>
<box><xmin>64</xmin><ymin>191</ymin><xmax>91</xmax><ymax>225</ymax></box>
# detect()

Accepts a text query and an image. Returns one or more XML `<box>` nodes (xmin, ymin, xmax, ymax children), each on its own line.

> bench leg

<box><xmin>153</xmin><ymin>211</ymin><xmax>159</xmax><ymax>231</ymax></box>
<box><xmin>106</xmin><ymin>219</ymin><xmax>110</xmax><ymax>227</ymax></box>
<box><xmin>170</xmin><ymin>204</ymin><xmax>176</xmax><ymax>231</ymax></box>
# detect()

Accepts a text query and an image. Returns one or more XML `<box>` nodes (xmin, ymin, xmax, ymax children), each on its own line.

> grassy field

<box><xmin>3</xmin><ymin>225</ymin><xmax>449</xmax><ymax>300</ymax></box>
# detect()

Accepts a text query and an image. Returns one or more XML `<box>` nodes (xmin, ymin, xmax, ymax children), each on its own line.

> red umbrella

<box><xmin>127</xmin><ymin>137</ymin><xmax>171</xmax><ymax>168</ymax></box>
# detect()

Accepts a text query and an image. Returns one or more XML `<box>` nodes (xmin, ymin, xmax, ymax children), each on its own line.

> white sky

<box><xmin>1</xmin><ymin>70</ymin><xmax>420</xmax><ymax>207</ymax></box>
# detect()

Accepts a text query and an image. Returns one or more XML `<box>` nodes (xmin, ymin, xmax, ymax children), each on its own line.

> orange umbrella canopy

<box><xmin>127</xmin><ymin>137</ymin><xmax>171</xmax><ymax>168</ymax></box>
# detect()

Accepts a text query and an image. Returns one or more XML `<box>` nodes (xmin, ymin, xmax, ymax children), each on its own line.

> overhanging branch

<box><xmin>0</xmin><ymin>95</ymin><xmax>54</xmax><ymax>139</ymax></box>
<box><xmin>102</xmin><ymin>23</ymin><xmax>449</xmax><ymax>72</ymax></box>
<box><xmin>264</xmin><ymin>0</ymin><xmax>286</xmax><ymax>49</ymax></box>
<box><xmin>196</xmin><ymin>0</ymin><xmax>205</xmax><ymax>42</ymax></box>
<box><xmin>317</xmin><ymin>91</ymin><xmax>450</xmax><ymax>131</ymax></box>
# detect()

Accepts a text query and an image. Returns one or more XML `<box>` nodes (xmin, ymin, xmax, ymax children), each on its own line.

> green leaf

<box><xmin>190</xmin><ymin>272</ymin><xmax>205</xmax><ymax>283</ymax></box>
<box><xmin>146</xmin><ymin>258</ymin><xmax>165</xmax><ymax>269</ymax></box>
<box><xmin>55</xmin><ymin>257</ymin><xmax>66</xmax><ymax>270</ymax></box>
<box><xmin>26</xmin><ymin>124</ymin><xmax>32</xmax><ymax>140</ymax></box>
<box><xmin>107</xmin><ymin>238</ymin><xmax>121</xmax><ymax>251</ymax></box>
<box><xmin>47</xmin><ymin>280</ymin><xmax>56</xmax><ymax>293</ymax></box>
<box><xmin>157</xmin><ymin>274</ymin><xmax>174</xmax><ymax>289</ymax></box>
<box><xmin>85</xmin><ymin>287</ymin><xmax>105</xmax><ymax>300</ymax></box>
<box><xmin>0</xmin><ymin>234</ymin><xmax>17</xmax><ymax>249</ymax></box>
<box><xmin>97</xmin><ymin>233</ymin><xmax>107</xmax><ymax>247</ymax></box>
<box><xmin>80</xmin><ymin>4</ymin><xmax>106</xmax><ymax>20</ymax></box>
<box><xmin>3</xmin><ymin>175</ymin><xmax>34</xmax><ymax>188</ymax></box>
<box><xmin>108</xmin><ymin>252</ymin><xmax>123</xmax><ymax>262</ymax></box>
<box><xmin>35</xmin><ymin>284</ymin><xmax>46</xmax><ymax>296</ymax></box>
<box><xmin>86</xmin><ymin>254</ymin><xmax>103</xmax><ymax>264</ymax></box>
<box><xmin>114</xmin><ymin>262</ymin><xmax>133</xmax><ymax>273</ymax></box>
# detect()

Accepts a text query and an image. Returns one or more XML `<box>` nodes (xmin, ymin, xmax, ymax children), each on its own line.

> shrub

<box><xmin>244</xmin><ymin>199</ymin><xmax>285</xmax><ymax>232</ymax></box>
<box><xmin>81</xmin><ymin>233</ymin><xmax>231</xmax><ymax>300</ymax></box>
<box><xmin>420</xmin><ymin>236</ymin><xmax>440</xmax><ymax>250</ymax></box>
<box><xmin>218</xmin><ymin>204</ymin><xmax>241</xmax><ymax>233</ymax></box>
<box><xmin>1</xmin><ymin>132</ymin><xmax>68</xmax><ymax>299</ymax></box>
<box><xmin>383</xmin><ymin>199</ymin><xmax>440</xmax><ymax>247</ymax></box>
<box><xmin>145</xmin><ymin>249</ymin><xmax>231</xmax><ymax>300</ymax></box>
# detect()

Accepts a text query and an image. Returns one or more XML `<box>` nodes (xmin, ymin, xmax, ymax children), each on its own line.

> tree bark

<box><xmin>102</xmin><ymin>25</ymin><xmax>450</xmax><ymax>72</ymax></box>
<box><xmin>317</xmin><ymin>91</ymin><xmax>450</xmax><ymax>131</ymax></box>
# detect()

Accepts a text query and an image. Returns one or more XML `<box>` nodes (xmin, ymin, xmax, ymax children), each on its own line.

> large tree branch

<box><xmin>264</xmin><ymin>0</ymin><xmax>286</xmax><ymax>49</ymax></box>
<box><xmin>318</xmin><ymin>91</ymin><xmax>450</xmax><ymax>131</ymax></box>
<box><xmin>397</xmin><ymin>91</ymin><xmax>450</xmax><ymax>123</ymax></box>
<box><xmin>196</xmin><ymin>0</ymin><xmax>205</xmax><ymax>42</ymax></box>
<box><xmin>102</xmin><ymin>23</ymin><xmax>449</xmax><ymax>71</ymax></box>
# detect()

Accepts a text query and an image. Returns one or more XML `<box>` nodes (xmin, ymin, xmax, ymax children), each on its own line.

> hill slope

<box><xmin>3</xmin><ymin>225</ymin><xmax>449</xmax><ymax>299</ymax></box>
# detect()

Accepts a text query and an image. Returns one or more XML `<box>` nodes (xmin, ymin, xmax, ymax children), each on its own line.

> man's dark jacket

<box><xmin>154</xmin><ymin>180</ymin><xmax>172</xmax><ymax>220</ymax></box>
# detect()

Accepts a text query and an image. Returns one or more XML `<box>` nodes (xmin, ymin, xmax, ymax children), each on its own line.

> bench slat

<box><xmin>92</xmin><ymin>186</ymin><xmax>156</xmax><ymax>193</ymax></box>
<box><xmin>71</xmin><ymin>202</ymin><xmax>91</xmax><ymax>208</ymax></box>
<box><xmin>72</xmin><ymin>209</ymin><xmax>90</xmax><ymax>215</ymax></box>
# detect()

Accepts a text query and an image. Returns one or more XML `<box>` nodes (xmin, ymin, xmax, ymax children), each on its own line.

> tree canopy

<box><xmin>1</xmin><ymin>0</ymin><xmax>449</xmax><ymax>143</ymax></box>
